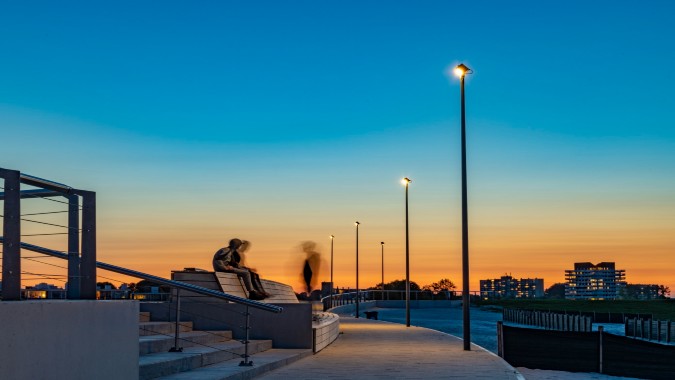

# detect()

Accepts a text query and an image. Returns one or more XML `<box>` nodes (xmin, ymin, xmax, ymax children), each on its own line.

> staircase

<box><xmin>138</xmin><ymin>312</ymin><xmax>312</xmax><ymax>379</ymax></box>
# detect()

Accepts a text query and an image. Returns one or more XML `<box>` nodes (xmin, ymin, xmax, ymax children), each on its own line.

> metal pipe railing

<box><xmin>19</xmin><ymin>173</ymin><xmax>73</xmax><ymax>194</ymax></box>
<box><xmin>1</xmin><ymin>238</ymin><xmax>283</xmax><ymax>313</ymax></box>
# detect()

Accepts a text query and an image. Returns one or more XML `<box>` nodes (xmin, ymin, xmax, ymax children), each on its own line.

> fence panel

<box><xmin>603</xmin><ymin>333</ymin><xmax>675</xmax><ymax>380</ymax></box>
<box><xmin>502</xmin><ymin>325</ymin><xmax>599</xmax><ymax>372</ymax></box>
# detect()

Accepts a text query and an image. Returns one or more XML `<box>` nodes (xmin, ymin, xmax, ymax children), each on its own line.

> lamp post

<box><xmin>330</xmin><ymin>234</ymin><xmax>335</xmax><ymax>308</ymax></box>
<box><xmin>355</xmin><ymin>221</ymin><xmax>360</xmax><ymax>318</ymax></box>
<box><xmin>454</xmin><ymin>63</ymin><xmax>472</xmax><ymax>350</ymax></box>
<box><xmin>380</xmin><ymin>241</ymin><xmax>385</xmax><ymax>292</ymax></box>
<box><xmin>402</xmin><ymin>177</ymin><xmax>412</xmax><ymax>327</ymax></box>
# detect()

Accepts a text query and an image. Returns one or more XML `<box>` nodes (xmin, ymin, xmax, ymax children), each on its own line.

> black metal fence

<box><xmin>499</xmin><ymin>323</ymin><xmax>675</xmax><ymax>380</ymax></box>
<box><xmin>503</xmin><ymin>308</ymin><xmax>593</xmax><ymax>332</ymax></box>
<box><xmin>625</xmin><ymin>318</ymin><xmax>674</xmax><ymax>343</ymax></box>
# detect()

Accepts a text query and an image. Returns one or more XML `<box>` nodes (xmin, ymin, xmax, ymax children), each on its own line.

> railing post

<box><xmin>1</xmin><ymin>169</ymin><xmax>21</xmax><ymax>300</ymax></box>
<box><xmin>79</xmin><ymin>190</ymin><xmax>96</xmax><ymax>299</ymax></box>
<box><xmin>658</xmin><ymin>320</ymin><xmax>662</xmax><ymax>342</ymax></box>
<box><xmin>668</xmin><ymin>320</ymin><xmax>671</xmax><ymax>343</ymax></box>
<box><xmin>598</xmin><ymin>325</ymin><xmax>604</xmax><ymax>374</ymax></box>
<box><xmin>169</xmin><ymin>289</ymin><xmax>183</xmax><ymax>352</ymax></box>
<box><xmin>67</xmin><ymin>194</ymin><xmax>81</xmax><ymax>299</ymax></box>
<box><xmin>240</xmin><ymin>306</ymin><xmax>253</xmax><ymax>366</ymax></box>
<box><xmin>497</xmin><ymin>321</ymin><xmax>504</xmax><ymax>358</ymax></box>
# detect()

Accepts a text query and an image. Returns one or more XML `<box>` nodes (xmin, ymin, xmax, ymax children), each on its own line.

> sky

<box><xmin>1</xmin><ymin>1</ymin><xmax>674</xmax><ymax>294</ymax></box>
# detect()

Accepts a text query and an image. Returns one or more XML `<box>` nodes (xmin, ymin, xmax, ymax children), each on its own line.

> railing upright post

<box><xmin>67</xmin><ymin>194</ymin><xmax>81</xmax><ymax>299</ymax></box>
<box><xmin>169</xmin><ymin>289</ymin><xmax>183</xmax><ymax>352</ymax></box>
<box><xmin>240</xmin><ymin>306</ymin><xmax>253</xmax><ymax>366</ymax></box>
<box><xmin>0</xmin><ymin>169</ymin><xmax>21</xmax><ymax>300</ymax></box>
<box><xmin>79</xmin><ymin>190</ymin><xmax>97</xmax><ymax>299</ymax></box>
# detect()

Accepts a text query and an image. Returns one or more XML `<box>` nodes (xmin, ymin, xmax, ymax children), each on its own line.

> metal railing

<box><xmin>2</xmin><ymin>167</ymin><xmax>284</xmax><ymax>366</ymax></box>
<box><xmin>1</xmin><ymin>238</ymin><xmax>282</xmax><ymax>365</ymax></box>
<box><xmin>321</xmin><ymin>289</ymin><xmax>465</xmax><ymax>310</ymax></box>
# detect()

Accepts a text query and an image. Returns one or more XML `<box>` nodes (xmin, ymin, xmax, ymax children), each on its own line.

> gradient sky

<box><xmin>2</xmin><ymin>1</ymin><xmax>674</xmax><ymax>294</ymax></box>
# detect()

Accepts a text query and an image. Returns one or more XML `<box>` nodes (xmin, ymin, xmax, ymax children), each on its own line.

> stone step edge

<box><xmin>139</xmin><ymin>331</ymin><xmax>233</xmax><ymax>355</ymax></box>
<box><xmin>153</xmin><ymin>348</ymin><xmax>314</xmax><ymax>380</ymax></box>
<box><xmin>139</xmin><ymin>340</ymin><xmax>273</xmax><ymax>379</ymax></box>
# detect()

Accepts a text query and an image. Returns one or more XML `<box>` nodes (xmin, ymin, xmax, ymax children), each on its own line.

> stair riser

<box><xmin>140</xmin><ymin>332</ymin><xmax>233</xmax><ymax>355</ymax></box>
<box><xmin>139</xmin><ymin>341</ymin><xmax>272</xmax><ymax>380</ymax></box>
<box><xmin>140</xmin><ymin>322</ymin><xmax>193</xmax><ymax>336</ymax></box>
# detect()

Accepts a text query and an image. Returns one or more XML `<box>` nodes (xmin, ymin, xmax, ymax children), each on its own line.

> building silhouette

<box><xmin>480</xmin><ymin>275</ymin><xmax>544</xmax><ymax>300</ymax></box>
<box><xmin>565</xmin><ymin>262</ymin><xmax>626</xmax><ymax>300</ymax></box>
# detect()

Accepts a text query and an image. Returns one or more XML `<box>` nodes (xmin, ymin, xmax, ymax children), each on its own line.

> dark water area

<box><xmin>373</xmin><ymin>306</ymin><xmax>502</xmax><ymax>353</ymax></box>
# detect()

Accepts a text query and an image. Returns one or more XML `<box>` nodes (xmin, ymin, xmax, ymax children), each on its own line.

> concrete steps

<box><xmin>139</xmin><ymin>312</ymin><xmax>310</xmax><ymax>379</ymax></box>
<box><xmin>139</xmin><ymin>339</ymin><xmax>273</xmax><ymax>379</ymax></box>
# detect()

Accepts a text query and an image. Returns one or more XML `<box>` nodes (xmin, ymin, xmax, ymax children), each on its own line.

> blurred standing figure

<box><xmin>301</xmin><ymin>241</ymin><xmax>321</xmax><ymax>293</ymax></box>
<box><xmin>213</xmin><ymin>238</ymin><xmax>269</xmax><ymax>300</ymax></box>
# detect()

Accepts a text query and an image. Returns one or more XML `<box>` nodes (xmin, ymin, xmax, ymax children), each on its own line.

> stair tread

<box><xmin>154</xmin><ymin>348</ymin><xmax>313</xmax><ymax>379</ymax></box>
<box><xmin>139</xmin><ymin>340</ymin><xmax>272</xmax><ymax>366</ymax></box>
<box><xmin>140</xmin><ymin>330</ymin><xmax>231</xmax><ymax>343</ymax></box>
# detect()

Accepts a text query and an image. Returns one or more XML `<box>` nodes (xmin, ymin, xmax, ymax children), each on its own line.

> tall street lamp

<box><xmin>454</xmin><ymin>62</ymin><xmax>472</xmax><ymax>350</ymax></box>
<box><xmin>402</xmin><ymin>177</ymin><xmax>412</xmax><ymax>327</ymax></box>
<box><xmin>355</xmin><ymin>221</ymin><xmax>360</xmax><ymax>318</ymax></box>
<box><xmin>330</xmin><ymin>234</ymin><xmax>335</xmax><ymax>308</ymax></box>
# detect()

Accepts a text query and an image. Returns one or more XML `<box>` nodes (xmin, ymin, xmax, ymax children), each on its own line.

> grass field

<box><xmin>478</xmin><ymin>299</ymin><xmax>675</xmax><ymax>320</ymax></box>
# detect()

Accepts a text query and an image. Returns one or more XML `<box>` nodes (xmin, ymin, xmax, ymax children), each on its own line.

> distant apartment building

<box><xmin>565</xmin><ymin>262</ymin><xmax>626</xmax><ymax>300</ymax></box>
<box><xmin>620</xmin><ymin>284</ymin><xmax>662</xmax><ymax>300</ymax></box>
<box><xmin>480</xmin><ymin>275</ymin><xmax>544</xmax><ymax>300</ymax></box>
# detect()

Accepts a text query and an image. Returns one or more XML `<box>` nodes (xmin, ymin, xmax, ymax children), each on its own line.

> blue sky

<box><xmin>2</xmin><ymin>1</ymin><xmax>674</xmax><ymax>291</ymax></box>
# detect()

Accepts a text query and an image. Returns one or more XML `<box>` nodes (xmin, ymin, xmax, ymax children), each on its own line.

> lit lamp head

<box><xmin>355</xmin><ymin>221</ymin><xmax>360</xmax><ymax>226</ymax></box>
<box><xmin>330</xmin><ymin>235</ymin><xmax>334</xmax><ymax>239</ymax></box>
<box><xmin>381</xmin><ymin>241</ymin><xmax>385</xmax><ymax>246</ymax></box>
<box><xmin>453</xmin><ymin>63</ymin><xmax>471</xmax><ymax>78</ymax></box>
<box><xmin>401</xmin><ymin>177</ymin><xmax>412</xmax><ymax>186</ymax></box>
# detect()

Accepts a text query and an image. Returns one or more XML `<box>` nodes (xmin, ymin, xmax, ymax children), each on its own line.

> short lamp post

<box><xmin>380</xmin><ymin>241</ymin><xmax>385</xmax><ymax>293</ymax></box>
<box><xmin>355</xmin><ymin>221</ymin><xmax>360</xmax><ymax>318</ymax></box>
<box><xmin>330</xmin><ymin>234</ymin><xmax>334</xmax><ymax>308</ymax></box>
<box><xmin>402</xmin><ymin>177</ymin><xmax>412</xmax><ymax>327</ymax></box>
<box><xmin>454</xmin><ymin>62</ymin><xmax>472</xmax><ymax>350</ymax></box>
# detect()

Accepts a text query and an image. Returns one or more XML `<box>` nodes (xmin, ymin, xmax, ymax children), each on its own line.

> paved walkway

<box><xmin>258</xmin><ymin>317</ymin><xmax>523</xmax><ymax>379</ymax></box>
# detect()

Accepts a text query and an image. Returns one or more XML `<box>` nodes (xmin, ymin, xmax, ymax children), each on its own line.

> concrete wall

<box><xmin>330</xmin><ymin>300</ymin><xmax>461</xmax><ymax>315</ymax></box>
<box><xmin>0</xmin><ymin>300</ymin><xmax>139</xmax><ymax>380</ymax></box>
<box><xmin>375</xmin><ymin>300</ymin><xmax>459</xmax><ymax>309</ymax></box>
<box><xmin>141</xmin><ymin>300</ymin><xmax>313</xmax><ymax>349</ymax></box>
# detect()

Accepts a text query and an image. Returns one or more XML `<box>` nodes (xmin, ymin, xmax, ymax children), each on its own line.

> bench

<box><xmin>364</xmin><ymin>311</ymin><xmax>379</xmax><ymax>320</ymax></box>
<box><xmin>171</xmin><ymin>269</ymin><xmax>299</xmax><ymax>303</ymax></box>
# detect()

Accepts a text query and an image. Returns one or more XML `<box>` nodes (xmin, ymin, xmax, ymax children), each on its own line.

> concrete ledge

<box><xmin>312</xmin><ymin>312</ymin><xmax>340</xmax><ymax>353</ymax></box>
<box><xmin>0</xmin><ymin>300</ymin><xmax>138</xmax><ymax>380</ymax></box>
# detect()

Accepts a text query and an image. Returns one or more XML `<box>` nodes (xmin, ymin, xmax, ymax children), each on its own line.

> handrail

<box><xmin>1</xmin><ymin>238</ymin><xmax>283</xmax><ymax>313</ymax></box>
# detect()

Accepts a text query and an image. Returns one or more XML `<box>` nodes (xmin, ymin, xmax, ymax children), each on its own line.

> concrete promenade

<box><xmin>258</xmin><ymin>317</ymin><xmax>523</xmax><ymax>379</ymax></box>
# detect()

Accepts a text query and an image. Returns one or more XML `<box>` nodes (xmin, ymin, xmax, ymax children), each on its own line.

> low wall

<box><xmin>312</xmin><ymin>313</ymin><xmax>340</xmax><ymax>353</ymax></box>
<box><xmin>330</xmin><ymin>300</ymin><xmax>459</xmax><ymax>315</ymax></box>
<box><xmin>141</xmin><ymin>300</ymin><xmax>313</xmax><ymax>349</ymax></box>
<box><xmin>0</xmin><ymin>300</ymin><xmax>138</xmax><ymax>380</ymax></box>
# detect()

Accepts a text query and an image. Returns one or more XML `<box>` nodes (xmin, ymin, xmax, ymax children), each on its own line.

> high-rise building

<box><xmin>565</xmin><ymin>262</ymin><xmax>626</xmax><ymax>300</ymax></box>
<box><xmin>480</xmin><ymin>275</ymin><xmax>544</xmax><ymax>300</ymax></box>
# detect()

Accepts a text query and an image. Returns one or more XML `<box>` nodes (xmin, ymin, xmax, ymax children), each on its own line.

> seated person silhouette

<box><xmin>213</xmin><ymin>238</ymin><xmax>269</xmax><ymax>300</ymax></box>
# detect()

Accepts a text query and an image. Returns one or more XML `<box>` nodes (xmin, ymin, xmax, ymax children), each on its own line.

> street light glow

<box><xmin>401</xmin><ymin>177</ymin><xmax>411</xmax><ymax>185</ymax></box>
<box><xmin>453</xmin><ymin>63</ymin><xmax>471</xmax><ymax>78</ymax></box>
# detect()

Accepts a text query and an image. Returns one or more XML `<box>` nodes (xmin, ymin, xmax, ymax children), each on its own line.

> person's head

<box><xmin>229</xmin><ymin>238</ymin><xmax>243</xmax><ymax>249</ymax></box>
